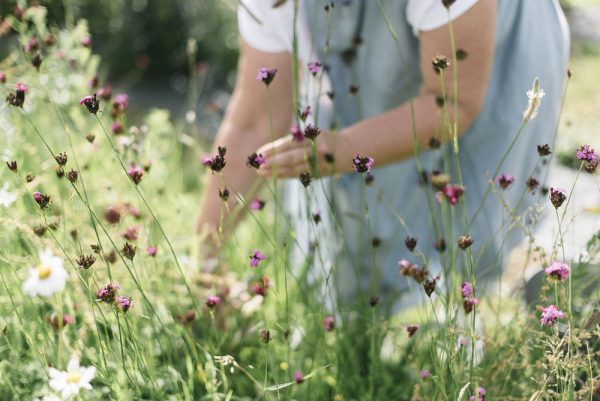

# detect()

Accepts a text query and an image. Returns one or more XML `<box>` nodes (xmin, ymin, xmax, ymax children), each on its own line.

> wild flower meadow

<box><xmin>1</xmin><ymin>3</ymin><xmax>600</xmax><ymax>401</ymax></box>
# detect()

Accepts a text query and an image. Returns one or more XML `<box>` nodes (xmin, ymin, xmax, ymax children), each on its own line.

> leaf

<box><xmin>457</xmin><ymin>382</ymin><xmax>471</xmax><ymax>401</ymax></box>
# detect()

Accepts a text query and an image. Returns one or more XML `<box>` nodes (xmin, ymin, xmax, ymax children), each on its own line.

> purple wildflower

<box><xmin>206</xmin><ymin>295</ymin><xmax>221</xmax><ymax>308</ymax></box>
<box><xmin>463</xmin><ymin>297</ymin><xmax>479</xmax><ymax>315</ymax></box>
<box><xmin>303</xmin><ymin>123</ymin><xmax>321</xmax><ymax>141</ymax></box>
<box><xmin>256</xmin><ymin>67</ymin><xmax>277</xmax><ymax>85</ymax></box>
<box><xmin>115</xmin><ymin>296</ymin><xmax>132</xmax><ymax>313</ymax></box>
<box><xmin>545</xmin><ymin>261</ymin><xmax>569</xmax><ymax>282</ymax></box>
<box><xmin>352</xmin><ymin>154</ymin><xmax>375</xmax><ymax>173</ymax></box>
<box><xmin>122</xmin><ymin>225</ymin><xmax>139</xmax><ymax>241</ymax></box>
<box><xmin>111</xmin><ymin>121</ymin><xmax>123</xmax><ymax>135</ymax></box>
<box><xmin>495</xmin><ymin>173</ymin><xmax>515</xmax><ymax>190</ymax></box>
<box><xmin>33</xmin><ymin>191</ymin><xmax>51</xmax><ymax>209</ymax></box>
<box><xmin>97</xmin><ymin>283</ymin><xmax>120</xmax><ymax>303</ymax></box>
<box><xmin>576</xmin><ymin>145</ymin><xmax>598</xmax><ymax>163</ymax></box>
<box><xmin>469</xmin><ymin>387</ymin><xmax>486</xmax><ymax>401</ymax></box>
<box><xmin>203</xmin><ymin>146</ymin><xmax>227</xmax><ymax>173</ymax></box>
<box><xmin>290</xmin><ymin>124</ymin><xmax>304</xmax><ymax>142</ymax></box>
<box><xmin>113</xmin><ymin>93</ymin><xmax>129</xmax><ymax>110</ymax></box>
<box><xmin>437</xmin><ymin>184</ymin><xmax>465</xmax><ymax>206</ymax></box>
<box><xmin>81</xmin><ymin>36</ymin><xmax>92</xmax><ymax>48</ymax></box>
<box><xmin>249</xmin><ymin>249</ymin><xmax>265</xmax><ymax>267</ymax></box>
<box><xmin>540</xmin><ymin>305</ymin><xmax>565</xmax><ymax>327</ymax></box>
<box><xmin>6</xmin><ymin>82</ymin><xmax>28</xmax><ymax>107</ymax></box>
<box><xmin>420</xmin><ymin>370</ymin><xmax>430</xmax><ymax>379</ymax></box>
<box><xmin>293</xmin><ymin>371</ymin><xmax>304</xmax><ymax>384</ymax></box>
<box><xmin>247</xmin><ymin>153</ymin><xmax>265</xmax><ymax>169</ymax></box>
<box><xmin>97</xmin><ymin>85</ymin><xmax>112</xmax><ymax>100</ymax></box>
<box><xmin>549</xmin><ymin>187</ymin><xmax>567</xmax><ymax>209</ymax></box>
<box><xmin>147</xmin><ymin>246</ymin><xmax>157</xmax><ymax>257</ymax></box>
<box><xmin>527</xmin><ymin>176</ymin><xmax>540</xmax><ymax>193</ymax></box>
<box><xmin>80</xmin><ymin>94</ymin><xmax>100</xmax><ymax>114</ymax></box>
<box><xmin>300</xmin><ymin>105</ymin><xmax>312</xmax><ymax>121</ymax></box>
<box><xmin>308</xmin><ymin>61</ymin><xmax>322</xmax><ymax>76</ymax></box>
<box><xmin>322</xmin><ymin>316</ymin><xmax>335</xmax><ymax>332</ymax></box>
<box><xmin>250</xmin><ymin>198</ymin><xmax>265</xmax><ymax>210</ymax></box>
<box><xmin>406</xmin><ymin>324</ymin><xmax>419</xmax><ymax>338</ymax></box>
<box><xmin>460</xmin><ymin>282</ymin><xmax>474</xmax><ymax>299</ymax></box>
<box><xmin>127</xmin><ymin>164</ymin><xmax>144</xmax><ymax>185</ymax></box>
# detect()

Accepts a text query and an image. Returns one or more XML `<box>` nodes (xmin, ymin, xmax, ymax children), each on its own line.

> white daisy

<box><xmin>23</xmin><ymin>248</ymin><xmax>68</xmax><ymax>297</ymax></box>
<box><xmin>0</xmin><ymin>183</ymin><xmax>17</xmax><ymax>207</ymax></box>
<box><xmin>523</xmin><ymin>77</ymin><xmax>545</xmax><ymax>122</ymax></box>
<box><xmin>48</xmin><ymin>357</ymin><xmax>96</xmax><ymax>399</ymax></box>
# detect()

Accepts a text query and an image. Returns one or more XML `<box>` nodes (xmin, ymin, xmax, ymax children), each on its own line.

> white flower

<box><xmin>523</xmin><ymin>77</ymin><xmax>545</xmax><ymax>121</ymax></box>
<box><xmin>23</xmin><ymin>248</ymin><xmax>68</xmax><ymax>297</ymax></box>
<box><xmin>34</xmin><ymin>395</ymin><xmax>63</xmax><ymax>401</ymax></box>
<box><xmin>0</xmin><ymin>183</ymin><xmax>17</xmax><ymax>207</ymax></box>
<box><xmin>48</xmin><ymin>357</ymin><xmax>96</xmax><ymax>399</ymax></box>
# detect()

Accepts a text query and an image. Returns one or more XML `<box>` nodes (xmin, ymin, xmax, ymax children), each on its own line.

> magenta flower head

<box><xmin>437</xmin><ymin>184</ymin><xmax>465</xmax><ymax>206</ymax></box>
<box><xmin>549</xmin><ymin>187</ymin><xmax>567</xmax><ymax>209</ymax></box>
<box><xmin>494</xmin><ymin>173</ymin><xmax>515</xmax><ymax>190</ymax></box>
<box><xmin>545</xmin><ymin>261</ymin><xmax>569</xmax><ymax>282</ymax></box>
<box><xmin>6</xmin><ymin>82</ymin><xmax>27</xmax><ymax>107</ymax></box>
<box><xmin>97</xmin><ymin>85</ymin><xmax>112</xmax><ymax>100</ymax></box>
<box><xmin>250</xmin><ymin>198</ymin><xmax>265</xmax><ymax>210</ymax></box>
<box><xmin>420</xmin><ymin>370</ymin><xmax>430</xmax><ymax>379</ymax></box>
<box><xmin>290</xmin><ymin>124</ymin><xmax>304</xmax><ymax>142</ymax></box>
<box><xmin>308</xmin><ymin>61</ymin><xmax>322</xmax><ymax>76</ymax></box>
<box><xmin>113</xmin><ymin>93</ymin><xmax>129</xmax><ymax>110</ymax></box>
<box><xmin>81</xmin><ymin>36</ymin><xmax>92</xmax><ymax>48</ymax></box>
<box><xmin>463</xmin><ymin>297</ymin><xmax>479</xmax><ymax>315</ymax></box>
<box><xmin>352</xmin><ymin>154</ymin><xmax>375</xmax><ymax>173</ymax></box>
<box><xmin>293</xmin><ymin>370</ymin><xmax>304</xmax><ymax>384</ymax></box>
<box><xmin>97</xmin><ymin>283</ymin><xmax>120</xmax><ymax>303</ymax></box>
<box><xmin>0</xmin><ymin>71</ymin><xmax>6</xmax><ymax>83</ymax></box>
<box><xmin>469</xmin><ymin>386</ymin><xmax>486</xmax><ymax>401</ymax></box>
<box><xmin>203</xmin><ymin>146</ymin><xmax>227</xmax><ymax>173</ymax></box>
<box><xmin>111</xmin><ymin>121</ymin><xmax>123</xmax><ymax>135</ymax></box>
<box><xmin>205</xmin><ymin>295</ymin><xmax>221</xmax><ymax>308</ymax></box>
<box><xmin>247</xmin><ymin>152</ymin><xmax>265</xmax><ymax>169</ymax></box>
<box><xmin>256</xmin><ymin>67</ymin><xmax>277</xmax><ymax>85</ymax></box>
<box><xmin>540</xmin><ymin>304</ymin><xmax>565</xmax><ymax>327</ymax></box>
<box><xmin>576</xmin><ymin>145</ymin><xmax>598</xmax><ymax>163</ymax></box>
<box><xmin>249</xmin><ymin>249</ymin><xmax>265</xmax><ymax>267</ymax></box>
<box><xmin>527</xmin><ymin>176</ymin><xmax>540</xmax><ymax>193</ymax></box>
<box><xmin>322</xmin><ymin>315</ymin><xmax>335</xmax><ymax>332</ymax></box>
<box><xmin>80</xmin><ymin>94</ymin><xmax>100</xmax><ymax>114</ymax></box>
<box><xmin>460</xmin><ymin>281</ymin><xmax>474</xmax><ymax>299</ymax></box>
<box><xmin>147</xmin><ymin>246</ymin><xmax>157</xmax><ymax>257</ymax></box>
<box><xmin>33</xmin><ymin>191</ymin><xmax>51</xmax><ymax>209</ymax></box>
<box><xmin>128</xmin><ymin>164</ymin><xmax>144</xmax><ymax>185</ymax></box>
<box><xmin>115</xmin><ymin>296</ymin><xmax>132</xmax><ymax>313</ymax></box>
<box><xmin>122</xmin><ymin>225</ymin><xmax>140</xmax><ymax>241</ymax></box>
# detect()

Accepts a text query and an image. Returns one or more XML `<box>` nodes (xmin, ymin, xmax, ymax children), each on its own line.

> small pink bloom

<box><xmin>540</xmin><ymin>305</ymin><xmax>564</xmax><ymax>327</ymax></box>
<box><xmin>206</xmin><ymin>295</ymin><xmax>221</xmax><ymax>308</ymax></box>
<box><xmin>544</xmin><ymin>261</ymin><xmax>569</xmax><ymax>282</ymax></box>
<box><xmin>147</xmin><ymin>246</ymin><xmax>157</xmax><ymax>257</ymax></box>
<box><xmin>249</xmin><ymin>249</ymin><xmax>265</xmax><ymax>267</ymax></box>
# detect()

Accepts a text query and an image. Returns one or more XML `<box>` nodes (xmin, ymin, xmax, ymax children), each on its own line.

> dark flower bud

<box><xmin>33</xmin><ymin>225</ymin><xmax>47</xmax><ymax>237</ymax></box>
<box><xmin>537</xmin><ymin>144</ymin><xmax>552</xmax><ymax>157</ymax></box>
<box><xmin>435</xmin><ymin>95</ymin><xmax>445</xmax><ymax>108</ymax></box>
<box><xmin>127</xmin><ymin>165</ymin><xmax>144</xmax><ymax>185</ymax></box>
<box><xmin>324</xmin><ymin>2</ymin><xmax>334</xmax><ymax>11</ymax></box>
<box><xmin>45</xmin><ymin>34</ymin><xmax>56</xmax><ymax>46</ymax></box>
<box><xmin>55</xmin><ymin>152</ymin><xmax>68</xmax><ymax>166</ymax></box>
<box><xmin>105</xmin><ymin>251</ymin><xmax>117</xmax><ymax>264</ymax></box>
<box><xmin>86</xmin><ymin>134</ymin><xmax>95</xmax><ymax>143</ymax></box>
<box><xmin>91</xmin><ymin>244</ymin><xmax>101</xmax><ymax>254</ymax></box>
<box><xmin>299</xmin><ymin>172</ymin><xmax>311</xmax><ymax>187</ymax></box>
<box><xmin>55</xmin><ymin>166</ymin><xmax>64</xmax><ymax>178</ymax></box>
<box><xmin>324</xmin><ymin>153</ymin><xmax>335</xmax><ymax>164</ymax></box>
<box><xmin>322</xmin><ymin>316</ymin><xmax>335</xmax><ymax>331</ymax></box>
<box><xmin>442</xmin><ymin>0</ymin><xmax>456</xmax><ymax>8</ymax></box>
<box><xmin>429</xmin><ymin>137</ymin><xmax>441</xmax><ymax>149</ymax></box>
<box><xmin>104</xmin><ymin>206</ymin><xmax>121</xmax><ymax>224</ymax></box>
<box><xmin>122</xmin><ymin>242</ymin><xmax>136</xmax><ymax>260</ymax></box>
<box><xmin>432</xmin><ymin>55</ymin><xmax>450</xmax><ymax>74</ymax></box>
<box><xmin>457</xmin><ymin>234</ymin><xmax>473</xmax><ymax>250</ymax></box>
<box><xmin>76</xmin><ymin>254</ymin><xmax>96</xmax><ymax>269</ymax></box>
<box><xmin>0</xmin><ymin>72</ymin><xmax>6</xmax><ymax>84</ymax></box>
<box><xmin>6</xmin><ymin>161</ymin><xmax>17</xmax><ymax>172</ymax></box>
<box><xmin>405</xmin><ymin>236</ymin><xmax>417</xmax><ymax>252</ymax></box>
<box><xmin>371</xmin><ymin>237</ymin><xmax>381</xmax><ymax>248</ymax></box>
<box><xmin>6</xmin><ymin>82</ymin><xmax>27</xmax><ymax>108</ymax></box>
<box><xmin>176</xmin><ymin>310</ymin><xmax>196</xmax><ymax>325</ymax></box>
<box><xmin>26</xmin><ymin>173</ymin><xmax>35</xmax><ymax>182</ymax></box>
<box><xmin>349</xmin><ymin>85</ymin><xmax>360</xmax><ymax>95</ymax></box>
<box><xmin>423</xmin><ymin>276</ymin><xmax>439</xmax><ymax>297</ymax></box>
<box><xmin>549</xmin><ymin>187</ymin><xmax>567</xmax><ymax>209</ymax></box>
<box><xmin>218</xmin><ymin>187</ymin><xmax>230</xmax><ymax>201</ymax></box>
<box><xmin>434</xmin><ymin>238</ymin><xmax>446</xmax><ymax>253</ymax></box>
<box><xmin>369</xmin><ymin>296</ymin><xmax>379</xmax><ymax>307</ymax></box>
<box><xmin>406</xmin><ymin>324</ymin><xmax>419</xmax><ymax>338</ymax></box>
<box><xmin>455</xmin><ymin>48</ymin><xmax>468</xmax><ymax>60</ymax></box>
<box><xmin>97</xmin><ymin>283</ymin><xmax>120</xmax><ymax>303</ymax></box>
<box><xmin>259</xmin><ymin>329</ymin><xmax>271</xmax><ymax>344</ymax></box>
<box><xmin>66</xmin><ymin>169</ymin><xmax>78</xmax><ymax>183</ymax></box>
<box><xmin>32</xmin><ymin>53</ymin><xmax>42</xmax><ymax>71</ymax></box>
<box><xmin>303</xmin><ymin>124</ymin><xmax>321</xmax><ymax>141</ymax></box>
<box><xmin>364</xmin><ymin>173</ymin><xmax>375</xmax><ymax>185</ymax></box>
<box><xmin>46</xmin><ymin>313</ymin><xmax>74</xmax><ymax>331</ymax></box>
<box><xmin>313</xmin><ymin>211</ymin><xmax>321</xmax><ymax>224</ymax></box>
<box><xmin>526</xmin><ymin>176</ymin><xmax>540</xmax><ymax>193</ymax></box>
<box><xmin>299</xmin><ymin>105</ymin><xmax>311</xmax><ymax>121</ymax></box>
<box><xmin>326</xmin><ymin>91</ymin><xmax>335</xmax><ymax>100</ymax></box>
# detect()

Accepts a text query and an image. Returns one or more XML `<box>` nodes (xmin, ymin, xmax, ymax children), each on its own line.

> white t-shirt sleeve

<box><xmin>406</xmin><ymin>0</ymin><xmax>480</xmax><ymax>36</ymax></box>
<box><xmin>237</xmin><ymin>1</ymin><xmax>292</xmax><ymax>53</ymax></box>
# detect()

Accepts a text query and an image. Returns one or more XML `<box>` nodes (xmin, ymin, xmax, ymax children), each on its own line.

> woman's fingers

<box><xmin>256</xmin><ymin>136</ymin><xmax>306</xmax><ymax>159</ymax></box>
<box><xmin>258</xmin><ymin>148</ymin><xmax>310</xmax><ymax>177</ymax></box>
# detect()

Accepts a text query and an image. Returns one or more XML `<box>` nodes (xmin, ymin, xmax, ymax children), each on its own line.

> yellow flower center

<box><xmin>36</xmin><ymin>265</ymin><xmax>52</xmax><ymax>280</ymax></box>
<box><xmin>66</xmin><ymin>371</ymin><xmax>81</xmax><ymax>384</ymax></box>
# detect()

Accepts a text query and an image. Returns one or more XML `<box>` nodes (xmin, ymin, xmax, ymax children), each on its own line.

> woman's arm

<box><xmin>257</xmin><ymin>0</ymin><xmax>496</xmax><ymax>177</ymax></box>
<box><xmin>196</xmin><ymin>41</ymin><xmax>293</xmax><ymax>253</ymax></box>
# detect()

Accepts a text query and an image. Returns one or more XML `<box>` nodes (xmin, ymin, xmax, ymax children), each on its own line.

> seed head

<box><xmin>299</xmin><ymin>172</ymin><xmax>311</xmax><ymax>187</ymax></box>
<box><xmin>303</xmin><ymin>124</ymin><xmax>321</xmax><ymax>141</ymax></box>
<box><xmin>76</xmin><ymin>254</ymin><xmax>96</xmax><ymax>269</ymax></box>
<box><xmin>457</xmin><ymin>234</ymin><xmax>473</xmax><ymax>250</ymax></box>
<box><xmin>432</xmin><ymin>55</ymin><xmax>450</xmax><ymax>74</ymax></box>
<box><xmin>549</xmin><ymin>187</ymin><xmax>567</xmax><ymax>209</ymax></box>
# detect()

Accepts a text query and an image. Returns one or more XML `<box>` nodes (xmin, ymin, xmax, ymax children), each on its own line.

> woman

<box><xmin>197</xmin><ymin>0</ymin><xmax>569</xmax><ymax>313</ymax></box>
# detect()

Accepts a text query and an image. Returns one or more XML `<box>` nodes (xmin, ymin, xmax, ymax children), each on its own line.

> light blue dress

<box><xmin>283</xmin><ymin>0</ymin><xmax>569</xmax><ymax>313</ymax></box>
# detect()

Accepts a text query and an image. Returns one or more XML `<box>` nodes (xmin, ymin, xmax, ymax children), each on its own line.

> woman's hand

<box><xmin>255</xmin><ymin>130</ymin><xmax>353</xmax><ymax>179</ymax></box>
